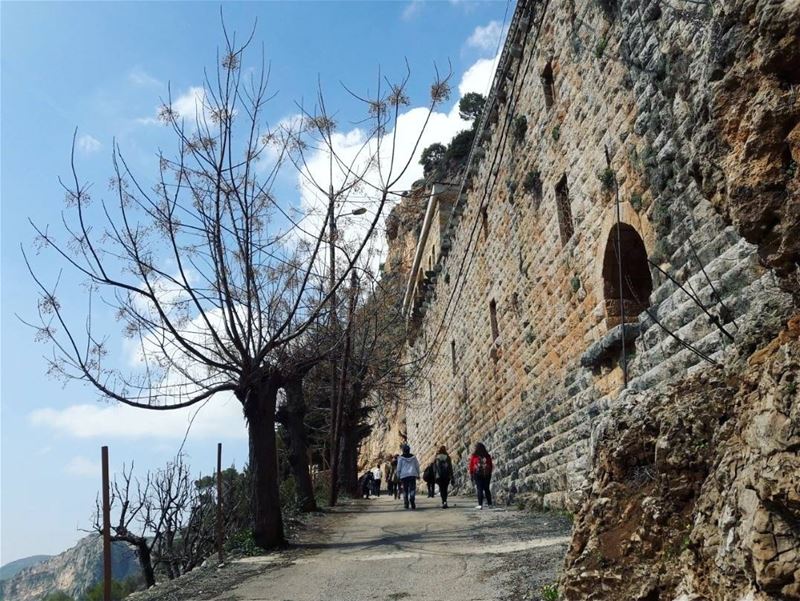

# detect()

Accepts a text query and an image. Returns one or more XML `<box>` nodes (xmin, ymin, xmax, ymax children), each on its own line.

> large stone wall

<box><xmin>378</xmin><ymin>0</ymin><xmax>798</xmax><ymax>515</ymax></box>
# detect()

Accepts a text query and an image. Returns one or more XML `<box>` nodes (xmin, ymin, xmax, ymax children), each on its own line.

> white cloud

<box><xmin>171</xmin><ymin>86</ymin><xmax>207</xmax><ymax>122</ymax></box>
<box><xmin>30</xmin><ymin>393</ymin><xmax>246</xmax><ymax>441</ymax></box>
<box><xmin>128</xmin><ymin>67</ymin><xmax>161</xmax><ymax>87</ymax></box>
<box><xmin>76</xmin><ymin>134</ymin><xmax>102</xmax><ymax>155</ymax></box>
<box><xmin>65</xmin><ymin>456</ymin><xmax>100</xmax><ymax>478</ymax></box>
<box><xmin>458</xmin><ymin>55</ymin><xmax>500</xmax><ymax>97</ymax></box>
<box><xmin>138</xmin><ymin>85</ymin><xmax>208</xmax><ymax>128</ymax></box>
<box><xmin>402</xmin><ymin>0</ymin><xmax>424</xmax><ymax>20</ymax></box>
<box><xmin>294</xmin><ymin>52</ymin><xmax>499</xmax><ymax>267</ymax></box>
<box><xmin>466</xmin><ymin>21</ymin><xmax>505</xmax><ymax>53</ymax></box>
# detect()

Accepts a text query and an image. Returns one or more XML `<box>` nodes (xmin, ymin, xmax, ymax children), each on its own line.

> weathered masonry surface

<box><xmin>394</xmin><ymin>0</ymin><xmax>797</xmax><ymax>509</ymax></box>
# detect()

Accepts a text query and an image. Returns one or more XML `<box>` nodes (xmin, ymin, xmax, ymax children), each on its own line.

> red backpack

<box><xmin>475</xmin><ymin>456</ymin><xmax>492</xmax><ymax>477</ymax></box>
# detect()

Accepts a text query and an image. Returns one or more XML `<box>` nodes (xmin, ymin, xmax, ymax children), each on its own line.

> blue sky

<box><xmin>1</xmin><ymin>0</ymin><xmax>509</xmax><ymax>564</ymax></box>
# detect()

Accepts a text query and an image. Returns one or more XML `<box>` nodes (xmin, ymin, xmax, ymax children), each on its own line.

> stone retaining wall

<box><xmin>384</xmin><ymin>0</ymin><xmax>798</xmax><ymax>511</ymax></box>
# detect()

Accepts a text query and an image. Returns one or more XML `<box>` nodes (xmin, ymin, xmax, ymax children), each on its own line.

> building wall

<box><xmin>395</xmin><ymin>0</ymin><xmax>796</xmax><ymax>509</ymax></box>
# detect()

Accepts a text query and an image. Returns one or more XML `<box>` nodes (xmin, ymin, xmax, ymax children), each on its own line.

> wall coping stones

<box><xmin>580</xmin><ymin>323</ymin><xmax>642</xmax><ymax>369</ymax></box>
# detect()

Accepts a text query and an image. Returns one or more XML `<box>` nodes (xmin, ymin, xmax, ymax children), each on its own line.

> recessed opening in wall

<box><xmin>451</xmin><ymin>340</ymin><xmax>457</xmax><ymax>375</ymax></box>
<box><xmin>489</xmin><ymin>299</ymin><xmax>499</xmax><ymax>342</ymax></box>
<box><xmin>602</xmin><ymin>223</ymin><xmax>653</xmax><ymax>327</ymax></box>
<box><xmin>481</xmin><ymin>206</ymin><xmax>489</xmax><ymax>239</ymax></box>
<box><xmin>555</xmin><ymin>174</ymin><xmax>574</xmax><ymax>245</ymax></box>
<box><xmin>541</xmin><ymin>61</ymin><xmax>555</xmax><ymax>109</ymax></box>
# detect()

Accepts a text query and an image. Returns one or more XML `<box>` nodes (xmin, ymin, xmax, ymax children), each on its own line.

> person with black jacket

<box><xmin>422</xmin><ymin>462</ymin><xmax>436</xmax><ymax>497</ymax></box>
<box><xmin>433</xmin><ymin>445</ymin><xmax>454</xmax><ymax>508</ymax></box>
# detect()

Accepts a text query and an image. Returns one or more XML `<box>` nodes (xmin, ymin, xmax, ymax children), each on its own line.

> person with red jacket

<box><xmin>468</xmin><ymin>442</ymin><xmax>494</xmax><ymax>509</ymax></box>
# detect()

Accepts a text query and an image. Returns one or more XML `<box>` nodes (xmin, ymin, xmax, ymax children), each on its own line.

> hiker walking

<box><xmin>371</xmin><ymin>464</ymin><xmax>382</xmax><ymax>497</ymax></box>
<box><xmin>361</xmin><ymin>470</ymin><xmax>374</xmax><ymax>499</ymax></box>
<box><xmin>422</xmin><ymin>462</ymin><xmax>436</xmax><ymax>498</ymax></box>
<box><xmin>433</xmin><ymin>446</ymin><xmax>454</xmax><ymax>509</ymax></box>
<box><xmin>468</xmin><ymin>442</ymin><xmax>493</xmax><ymax>509</ymax></box>
<box><xmin>396</xmin><ymin>443</ymin><xmax>420</xmax><ymax>510</ymax></box>
<box><xmin>391</xmin><ymin>454</ymin><xmax>401</xmax><ymax>499</ymax></box>
<box><xmin>384</xmin><ymin>458</ymin><xmax>394</xmax><ymax>497</ymax></box>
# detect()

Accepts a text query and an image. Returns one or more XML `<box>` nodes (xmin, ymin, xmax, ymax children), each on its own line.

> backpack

<box><xmin>434</xmin><ymin>456</ymin><xmax>450</xmax><ymax>482</ymax></box>
<box><xmin>422</xmin><ymin>464</ymin><xmax>434</xmax><ymax>483</ymax></box>
<box><xmin>475</xmin><ymin>456</ymin><xmax>491</xmax><ymax>477</ymax></box>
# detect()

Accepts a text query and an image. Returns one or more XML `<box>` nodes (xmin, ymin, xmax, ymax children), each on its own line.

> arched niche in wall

<box><xmin>602</xmin><ymin>223</ymin><xmax>653</xmax><ymax>327</ymax></box>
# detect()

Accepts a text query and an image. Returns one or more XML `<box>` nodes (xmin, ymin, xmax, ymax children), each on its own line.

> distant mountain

<box><xmin>0</xmin><ymin>536</ymin><xmax>140</xmax><ymax>601</ymax></box>
<box><xmin>0</xmin><ymin>557</ymin><xmax>52</xmax><ymax>582</ymax></box>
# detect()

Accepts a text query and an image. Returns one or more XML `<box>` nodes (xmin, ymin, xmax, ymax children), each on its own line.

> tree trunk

<box><xmin>341</xmin><ymin>381</ymin><xmax>365</xmax><ymax>497</ymax></box>
<box><xmin>241</xmin><ymin>375</ymin><xmax>286</xmax><ymax>549</ymax></box>
<box><xmin>280</xmin><ymin>376</ymin><xmax>317</xmax><ymax>512</ymax></box>
<box><xmin>136</xmin><ymin>541</ymin><xmax>156</xmax><ymax>588</ymax></box>
<box><xmin>329</xmin><ymin>273</ymin><xmax>359</xmax><ymax>506</ymax></box>
<box><xmin>340</xmin><ymin>425</ymin><xmax>360</xmax><ymax>497</ymax></box>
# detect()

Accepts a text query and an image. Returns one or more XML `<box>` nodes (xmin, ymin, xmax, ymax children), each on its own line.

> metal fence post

<box><xmin>216</xmin><ymin>442</ymin><xmax>224</xmax><ymax>564</ymax></box>
<box><xmin>101</xmin><ymin>446</ymin><xmax>111</xmax><ymax>601</ymax></box>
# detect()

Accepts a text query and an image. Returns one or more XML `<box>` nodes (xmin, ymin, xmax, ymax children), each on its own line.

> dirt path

<box><xmin>207</xmin><ymin>494</ymin><xmax>571</xmax><ymax>601</ymax></box>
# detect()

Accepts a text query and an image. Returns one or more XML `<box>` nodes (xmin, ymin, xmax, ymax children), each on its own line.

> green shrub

<box><xmin>597</xmin><ymin>167</ymin><xmax>615</xmax><ymax>191</ymax></box>
<box><xmin>551</xmin><ymin>124</ymin><xmax>561</xmax><ymax>141</ymax></box>
<box><xmin>523</xmin><ymin>170</ymin><xmax>542</xmax><ymax>196</ymax></box>
<box><xmin>225</xmin><ymin>528</ymin><xmax>266</xmax><ymax>556</ymax></box>
<box><xmin>595</xmin><ymin>36</ymin><xmax>608</xmax><ymax>58</ymax></box>
<box><xmin>570</xmin><ymin>276</ymin><xmax>581</xmax><ymax>293</ymax></box>
<box><xmin>83</xmin><ymin>578</ymin><xmax>139</xmax><ymax>601</ymax></box>
<box><xmin>446</xmin><ymin>129</ymin><xmax>475</xmax><ymax>163</ymax></box>
<box><xmin>541</xmin><ymin>583</ymin><xmax>560</xmax><ymax>601</ymax></box>
<box><xmin>630</xmin><ymin>192</ymin><xmax>643</xmax><ymax>212</ymax></box>
<box><xmin>512</xmin><ymin>114</ymin><xmax>528</xmax><ymax>143</ymax></box>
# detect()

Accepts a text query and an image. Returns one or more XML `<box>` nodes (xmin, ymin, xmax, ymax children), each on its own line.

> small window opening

<box><xmin>450</xmin><ymin>340</ymin><xmax>457</xmax><ymax>375</ymax></box>
<box><xmin>555</xmin><ymin>174</ymin><xmax>574</xmax><ymax>245</ymax></box>
<box><xmin>541</xmin><ymin>61</ymin><xmax>555</xmax><ymax>109</ymax></box>
<box><xmin>602</xmin><ymin>223</ymin><xmax>653</xmax><ymax>327</ymax></box>
<box><xmin>489</xmin><ymin>299</ymin><xmax>500</xmax><ymax>341</ymax></box>
<box><xmin>481</xmin><ymin>207</ymin><xmax>489</xmax><ymax>240</ymax></box>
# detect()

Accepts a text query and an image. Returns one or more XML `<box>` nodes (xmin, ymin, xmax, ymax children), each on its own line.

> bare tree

<box><xmin>280</xmin><ymin>65</ymin><xmax>452</xmax><ymax>506</ymax></box>
<box><xmin>93</xmin><ymin>456</ymin><xmax>249</xmax><ymax>586</ymax></box>
<box><xmin>25</xmin><ymin>25</ymin><xmax>451</xmax><ymax>547</ymax></box>
<box><xmin>92</xmin><ymin>460</ymin><xmax>189</xmax><ymax>587</ymax></box>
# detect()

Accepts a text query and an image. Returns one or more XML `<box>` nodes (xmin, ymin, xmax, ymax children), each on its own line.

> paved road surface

<box><xmin>212</xmin><ymin>494</ymin><xmax>571</xmax><ymax>601</ymax></box>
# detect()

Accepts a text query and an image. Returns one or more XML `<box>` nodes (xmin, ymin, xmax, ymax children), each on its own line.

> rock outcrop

<box><xmin>562</xmin><ymin>315</ymin><xmax>800</xmax><ymax>600</ymax></box>
<box><xmin>0</xmin><ymin>535</ymin><xmax>140</xmax><ymax>601</ymax></box>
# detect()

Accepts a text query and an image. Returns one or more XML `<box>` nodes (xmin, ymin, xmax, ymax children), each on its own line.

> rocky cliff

<box><xmin>562</xmin><ymin>315</ymin><xmax>799</xmax><ymax>600</ymax></box>
<box><xmin>360</xmin><ymin>188</ymin><xmax>428</xmax><ymax>464</ymax></box>
<box><xmin>559</xmin><ymin>1</ymin><xmax>800</xmax><ymax>598</ymax></box>
<box><xmin>0</xmin><ymin>536</ymin><xmax>140</xmax><ymax>601</ymax></box>
<box><xmin>0</xmin><ymin>557</ymin><xmax>51</xmax><ymax>583</ymax></box>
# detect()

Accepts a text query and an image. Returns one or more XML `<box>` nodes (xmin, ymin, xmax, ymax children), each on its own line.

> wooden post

<box><xmin>101</xmin><ymin>446</ymin><xmax>111</xmax><ymax>601</ymax></box>
<box><xmin>216</xmin><ymin>442</ymin><xmax>224</xmax><ymax>564</ymax></box>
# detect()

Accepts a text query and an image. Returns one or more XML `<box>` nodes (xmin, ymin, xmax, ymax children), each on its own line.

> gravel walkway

<box><xmin>130</xmin><ymin>495</ymin><xmax>571</xmax><ymax>601</ymax></box>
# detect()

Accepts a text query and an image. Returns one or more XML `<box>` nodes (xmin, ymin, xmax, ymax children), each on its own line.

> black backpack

<box><xmin>434</xmin><ymin>456</ymin><xmax>451</xmax><ymax>482</ymax></box>
<box><xmin>422</xmin><ymin>464</ymin><xmax>434</xmax><ymax>483</ymax></box>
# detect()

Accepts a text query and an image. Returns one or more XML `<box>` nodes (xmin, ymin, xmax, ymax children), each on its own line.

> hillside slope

<box><xmin>0</xmin><ymin>536</ymin><xmax>140</xmax><ymax>601</ymax></box>
<box><xmin>0</xmin><ymin>557</ymin><xmax>51</xmax><ymax>582</ymax></box>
